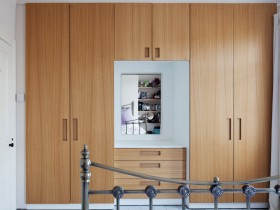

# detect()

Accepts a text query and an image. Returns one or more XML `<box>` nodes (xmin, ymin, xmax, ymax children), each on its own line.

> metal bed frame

<box><xmin>80</xmin><ymin>145</ymin><xmax>280</xmax><ymax>210</ymax></box>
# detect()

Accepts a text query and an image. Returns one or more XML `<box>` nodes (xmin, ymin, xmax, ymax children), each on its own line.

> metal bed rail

<box><xmin>80</xmin><ymin>145</ymin><xmax>280</xmax><ymax>210</ymax></box>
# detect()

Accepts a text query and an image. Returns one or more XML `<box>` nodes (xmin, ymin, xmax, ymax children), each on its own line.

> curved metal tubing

<box><xmin>91</xmin><ymin>161</ymin><xmax>280</xmax><ymax>186</ymax></box>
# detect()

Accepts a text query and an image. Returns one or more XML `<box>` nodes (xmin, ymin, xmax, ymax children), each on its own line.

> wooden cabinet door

<box><xmin>190</xmin><ymin>4</ymin><xmax>234</xmax><ymax>203</ymax></box>
<box><xmin>233</xmin><ymin>4</ymin><xmax>276</xmax><ymax>203</ymax></box>
<box><xmin>70</xmin><ymin>4</ymin><xmax>114</xmax><ymax>203</ymax></box>
<box><xmin>115</xmin><ymin>4</ymin><xmax>152</xmax><ymax>60</ymax></box>
<box><xmin>26</xmin><ymin>3</ymin><xmax>70</xmax><ymax>203</ymax></box>
<box><xmin>153</xmin><ymin>4</ymin><xmax>189</xmax><ymax>60</ymax></box>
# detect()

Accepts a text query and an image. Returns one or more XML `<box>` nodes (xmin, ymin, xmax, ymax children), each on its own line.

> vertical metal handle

<box><xmin>145</xmin><ymin>47</ymin><xmax>150</xmax><ymax>58</ymax></box>
<box><xmin>228</xmin><ymin>118</ymin><xmax>232</xmax><ymax>140</ymax></box>
<box><xmin>155</xmin><ymin>48</ymin><xmax>160</xmax><ymax>58</ymax></box>
<box><xmin>73</xmin><ymin>118</ymin><xmax>78</xmax><ymax>140</ymax></box>
<box><xmin>63</xmin><ymin>119</ymin><xmax>67</xmax><ymax>141</ymax></box>
<box><xmin>238</xmin><ymin>118</ymin><xmax>242</xmax><ymax>140</ymax></box>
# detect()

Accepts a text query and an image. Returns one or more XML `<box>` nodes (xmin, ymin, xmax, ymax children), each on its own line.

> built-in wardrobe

<box><xmin>26</xmin><ymin>3</ymin><xmax>114</xmax><ymax>203</ymax></box>
<box><xmin>26</xmin><ymin>3</ymin><xmax>276</xmax><ymax>204</ymax></box>
<box><xmin>190</xmin><ymin>4</ymin><xmax>276</xmax><ymax>203</ymax></box>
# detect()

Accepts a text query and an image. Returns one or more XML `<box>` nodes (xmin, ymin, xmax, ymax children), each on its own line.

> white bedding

<box><xmin>122</xmin><ymin>123</ymin><xmax>146</xmax><ymax>135</ymax></box>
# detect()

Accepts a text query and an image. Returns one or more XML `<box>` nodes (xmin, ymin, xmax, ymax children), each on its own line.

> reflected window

<box><xmin>122</xmin><ymin>74</ymin><xmax>161</xmax><ymax>135</ymax></box>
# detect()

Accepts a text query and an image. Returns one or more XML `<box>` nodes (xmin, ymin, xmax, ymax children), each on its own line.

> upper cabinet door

<box><xmin>70</xmin><ymin>4</ymin><xmax>114</xmax><ymax>204</ymax></box>
<box><xmin>115</xmin><ymin>4</ymin><xmax>152</xmax><ymax>60</ymax></box>
<box><xmin>233</xmin><ymin>4</ymin><xmax>276</xmax><ymax>203</ymax></box>
<box><xmin>153</xmin><ymin>4</ymin><xmax>189</xmax><ymax>60</ymax></box>
<box><xmin>26</xmin><ymin>3</ymin><xmax>70</xmax><ymax>204</ymax></box>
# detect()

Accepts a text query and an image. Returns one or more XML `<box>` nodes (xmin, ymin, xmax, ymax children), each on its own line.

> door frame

<box><xmin>0</xmin><ymin>32</ymin><xmax>16</xmax><ymax>209</ymax></box>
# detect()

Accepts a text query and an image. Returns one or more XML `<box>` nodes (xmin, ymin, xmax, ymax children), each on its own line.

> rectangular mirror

<box><xmin>122</xmin><ymin>74</ymin><xmax>161</xmax><ymax>135</ymax></box>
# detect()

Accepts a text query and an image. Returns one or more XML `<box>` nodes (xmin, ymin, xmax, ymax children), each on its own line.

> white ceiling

<box><xmin>16</xmin><ymin>0</ymin><xmax>280</xmax><ymax>4</ymax></box>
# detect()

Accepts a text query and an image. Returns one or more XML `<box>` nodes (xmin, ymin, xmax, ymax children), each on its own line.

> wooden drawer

<box><xmin>114</xmin><ymin>161</ymin><xmax>186</xmax><ymax>179</ymax></box>
<box><xmin>114</xmin><ymin>178</ymin><xmax>183</xmax><ymax>198</ymax></box>
<box><xmin>114</xmin><ymin>148</ymin><xmax>186</xmax><ymax>161</ymax></box>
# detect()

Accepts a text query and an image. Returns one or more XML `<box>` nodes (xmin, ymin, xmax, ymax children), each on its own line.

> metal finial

<box><xmin>81</xmin><ymin>144</ymin><xmax>90</xmax><ymax>159</ymax></box>
<box><xmin>80</xmin><ymin>144</ymin><xmax>91</xmax><ymax>183</ymax></box>
<box><xmin>213</xmin><ymin>177</ymin><xmax>220</xmax><ymax>183</ymax></box>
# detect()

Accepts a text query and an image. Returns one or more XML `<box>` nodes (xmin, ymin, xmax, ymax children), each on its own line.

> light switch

<box><xmin>16</xmin><ymin>93</ymin><xmax>25</xmax><ymax>102</ymax></box>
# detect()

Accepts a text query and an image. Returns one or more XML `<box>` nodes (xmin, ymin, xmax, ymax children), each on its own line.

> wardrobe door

<box><xmin>115</xmin><ymin>4</ymin><xmax>152</xmax><ymax>60</ymax></box>
<box><xmin>233</xmin><ymin>4</ymin><xmax>276</xmax><ymax>202</ymax></box>
<box><xmin>190</xmin><ymin>4</ymin><xmax>234</xmax><ymax>203</ymax></box>
<box><xmin>153</xmin><ymin>4</ymin><xmax>189</xmax><ymax>60</ymax></box>
<box><xmin>26</xmin><ymin>3</ymin><xmax>70</xmax><ymax>203</ymax></box>
<box><xmin>70</xmin><ymin>4</ymin><xmax>114</xmax><ymax>203</ymax></box>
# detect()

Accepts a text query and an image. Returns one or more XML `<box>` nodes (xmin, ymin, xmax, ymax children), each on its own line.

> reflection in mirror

<box><xmin>122</xmin><ymin>74</ymin><xmax>161</xmax><ymax>135</ymax></box>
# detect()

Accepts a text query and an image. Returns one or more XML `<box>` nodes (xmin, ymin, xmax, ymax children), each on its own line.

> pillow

<box><xmin>121</xmin><ymin>107</ymin><xmax>135</xmax><ymax>125</ymax></box>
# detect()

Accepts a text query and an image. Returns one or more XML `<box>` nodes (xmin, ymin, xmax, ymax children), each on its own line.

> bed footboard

<box><xmin>80</xmin><ymin>145</ymin><xmax>280</xmax><ymax>210</ymax></box>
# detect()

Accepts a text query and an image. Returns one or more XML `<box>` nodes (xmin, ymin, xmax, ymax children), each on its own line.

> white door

<box><xmin>0</xmin><ymin>37</ymin><xmax>16</xmax><ymax>210</ymax></box>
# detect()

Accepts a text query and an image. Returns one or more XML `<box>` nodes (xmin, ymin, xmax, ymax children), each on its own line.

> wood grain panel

<box><xmin>114</xmin><ymin>161</ymin><xmax>186</xmax><ymax>179</ymax></box>
<box><xmin>190</xmin><ymin>4</ymin><xmax>234</xmax><ymax>203</ymax></box>
<box><xmin>114</xmin><ymin>148</ymin><xmax>186</xmax><ymax>161</ymax></box>
<box><xmin>233</xmin><ymin>4</ymin><xmax>276</xmax><ymax>203</ymax></box>
<box><xmin>115</xmin><ymin>178</ymin><xmax>183</xmax><ymax>198</ymax></box>
<box><xmin>115</xmin><ymin>4</ymin><xmax>152</xmax><ymax>60</ymax></box>
<box><xmin>26</xmin><ymin>3</ymin><xmax>70</xmax><ymax>204</ymax></box>
<box><xmin>70</xmin><ymin>4</ymin><xmax>114</xmax><ymax>203</ymax></box>
<box><xmin>153</xmin><ymin>4</ymin><xmax>189</xmax><ymax>60</ymax></box>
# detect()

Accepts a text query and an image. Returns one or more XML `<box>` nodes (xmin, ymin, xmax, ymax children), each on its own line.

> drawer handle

<box><xmin>63</xmin><ymin>119</ymin><xmax>67</xmax><ymax>141</ymax></box>
<box><xmin>140</xmin><ymin>151</ymin><xmax>161</xmax><ymax>156</ymax></box>
<box><xmin>155</xmin><ymin>48</ymin><xmax>160</xmax><ymax>58</ymax></box>
<box><xmin>238</xmin><ymin>118</ymin><xmax>242</xmax><ymax>140</ymax></box>
<box><xmin>73</xmin><ymin>118</ymin><xmax>78</xmax><ymax>140</ymax></box>
<box><xmin>140</xmin><ymin>163</ymin><xmax>160</xmax><ymax>168</ymax></box>
<box><xmin>140</xmin><ymin>181</ymin><xmax>160</xmax><ymax>186</ymax></box>
<box><xmin>145</xmin><ymin>47</ymin><xmax>150</xmax><ymax>58</ymax></box>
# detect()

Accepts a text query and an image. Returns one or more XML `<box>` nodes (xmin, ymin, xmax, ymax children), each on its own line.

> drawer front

<box><xmin>114</xmin><ymin>161</ymin><xmax>186</xmax><ymax>179</ymax></box>
<box><xmin>114</xmin><ymin>148</ymin><xmax>186</xmax><ymax>161</ymax></box>
<box><xmin>114</xmin><ymin>178</ymin><xmax>184</xmax><ymax>199</ymax></box>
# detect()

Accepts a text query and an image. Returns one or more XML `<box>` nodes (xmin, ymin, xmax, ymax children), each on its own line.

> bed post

<box><xmin>81</xmin><ymin>144</ymin><xmax>91</xmax><ymax>210</ymax></box>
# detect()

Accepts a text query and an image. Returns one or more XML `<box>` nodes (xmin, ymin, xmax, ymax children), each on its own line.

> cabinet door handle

<box><xmin>145</xmin><ymin>47</ymin><xmax>150</xmax><ymax>58</ymax></box>
<box><xmin>140</xmin><ymin>163</ymin><xmax>160</xmax><ymax>168</ymax></box>
<box><xmin>238</xmin><ymin>118</ymin><xmax>242</xmax><ymax>140</ymax></box>
<box><xmin>155</xmin><ymin>48</ymin><xmax>160</xmax><ymax>58</ymax></box>
<box><xmin>228</xmin><ymin>118</ymin><xmax>232</xmax><ymax>140</ymax></box>
<box><xmin>73</xmin><ymin>119</ymin><xmax>78</xmax><ymax>140</ymax></box>
<box><xmin>63</xmin><ymin>119</ymin><xmax>67</xmax><ymax>141</ymax></box>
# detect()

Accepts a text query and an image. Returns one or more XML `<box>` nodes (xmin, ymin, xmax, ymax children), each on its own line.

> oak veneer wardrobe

<box><xmin>190</xmin><ymin>3</ymin><xmax>276</xmax><ymax>203</ymax></box>
<box><xmin>26</xmin><ymin>3</ymin><xmax>114</xmax><ymax>203</ymax></box>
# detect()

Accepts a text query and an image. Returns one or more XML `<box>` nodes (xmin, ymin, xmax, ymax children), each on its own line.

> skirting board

<box><xmin>25</xmin><ymin>203</ymin><xmax>114</xmax><ymax>209</ymax></box>
<box><xmin>23</xmin><ymin>202</ymin><xmax>269</xmax><ymax>209</ymax></box>
<box><xmin>189</xmin><ymin>202</ymin><xmax>269</xmax><ymax>209</ymax></box>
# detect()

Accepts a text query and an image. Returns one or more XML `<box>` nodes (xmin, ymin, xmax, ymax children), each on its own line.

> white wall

<box><xmin>122</xmin><ymin>75</ymin><xmax>139</xmax><ymax>118</ymax></box>
<box><xmin>0</xmin><ymin>0</ymin><xmax>16</xmax><ymax>39</ymax></box>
